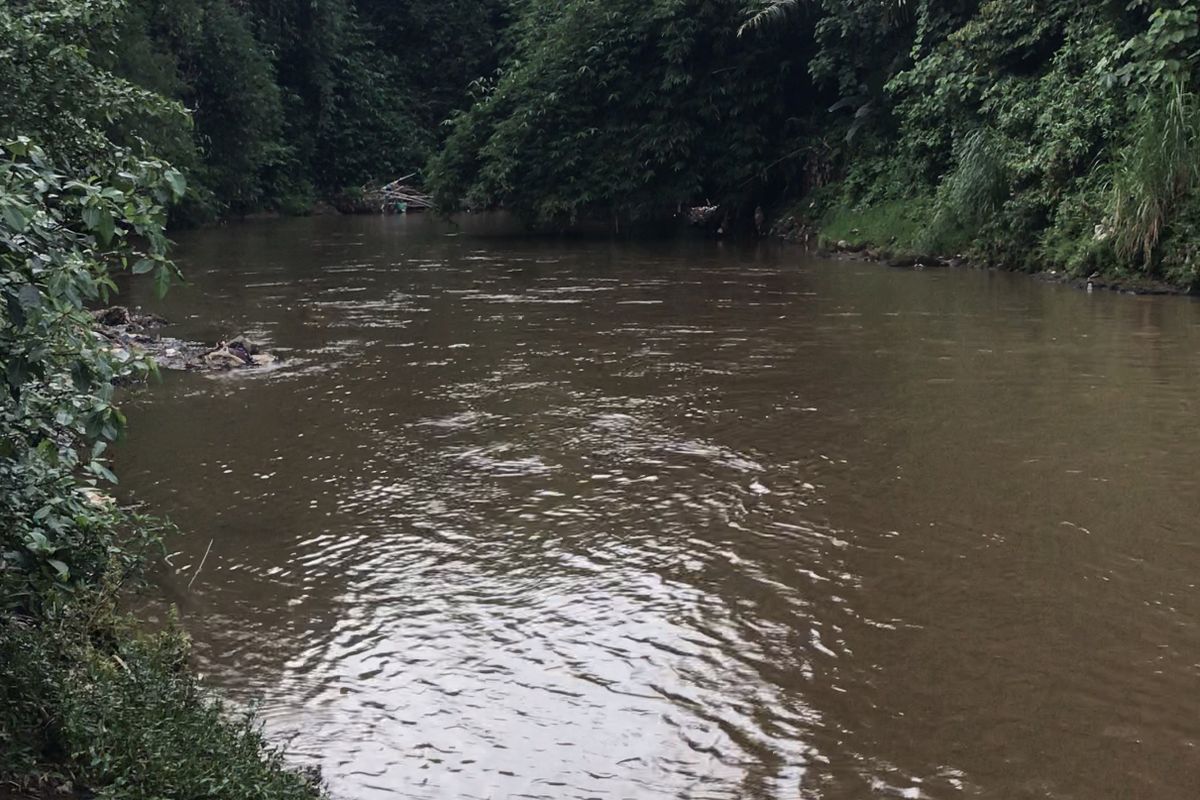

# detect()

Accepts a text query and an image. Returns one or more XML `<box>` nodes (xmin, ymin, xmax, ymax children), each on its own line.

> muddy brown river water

<box><xmin>116</xmin><ymin>214</ymin><xmax>1200</xmax><ymax>799</ymax></box>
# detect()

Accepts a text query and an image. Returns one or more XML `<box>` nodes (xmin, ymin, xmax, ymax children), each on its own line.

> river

<box><xmin>115</xmin><ymin>214</ymin><xmax>1200</xmax><ymax>799</ymax></box>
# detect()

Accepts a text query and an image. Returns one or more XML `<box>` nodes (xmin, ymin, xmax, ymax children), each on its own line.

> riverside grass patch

<box><xmin>0</xmin><ymin>613</ymin><xmax>321</xmax><ymax>800</ymax></box>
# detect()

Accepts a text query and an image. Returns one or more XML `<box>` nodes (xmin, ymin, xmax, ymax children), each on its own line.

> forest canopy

<box><xmin>429</xmin><ymin>0</ymin><xmax>1200</xmax><ymax>284</ymax></box>
<box><xmin>6</xmin><ymin>0</ymin><xmax>1196</xmax><ymax>280</ymax></box>
<box><xmin>104</xmin><ymin>0</ymin><xmax>510</xmax><ymax>221</ymax></box>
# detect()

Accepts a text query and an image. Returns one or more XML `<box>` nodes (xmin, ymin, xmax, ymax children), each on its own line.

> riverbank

<box><xmin>1</xmin><ymin>610</ymin><xmax>324</xmax><ymax>800</ymax></box>
<box><xmin>771</xmin><ymin>203</ymin><xmax>1193</xmax><ymax>297</ymax></box>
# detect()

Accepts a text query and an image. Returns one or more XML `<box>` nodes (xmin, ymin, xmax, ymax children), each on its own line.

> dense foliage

<box><xmin>111</xmin><ymin>0</ymin><xmax>510</xmax><ymax>221</ymax></box>
<box><xmin>13</xmin><ymin>0</ymin><xmax>1197</xmax><ymax>278</ymax></box>
<box><xmin>429</xmin><ymin>0</ymin><xmax>815</xmax><ymax>227</ymax></box>
<box><xmin>5</xmin><ymin>0</ymin><xmax>1200</xmax><ymax>790</ymax></box>
<box><xmin>0</xmin><ymin>2</ymin><xmax>318</xmax><ymax>795</ymax></box>
<box><xmin>0</xmin><ymin>0</ymin><xmax>184</xmax><ymax>622</ymax></box>
<box><xmin>431</xmin><ymin>0</ymin><xmax>1200</xmax><ymax>285</ymax></box>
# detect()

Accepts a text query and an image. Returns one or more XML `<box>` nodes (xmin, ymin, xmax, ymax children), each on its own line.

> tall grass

<box><xmin>1112</xmin><ymin>80</ymin><xmax>1200</xmax><ymax>266</ymax></box>
<box><xmin>1</xmin><ymin>611</ymin><xmax>323</xmax><ymax>799</ymax></box>
<box><xmin>920</xmin><ymin>128</ymin><xmax>1007</xmax><ymax>251</ymax></box>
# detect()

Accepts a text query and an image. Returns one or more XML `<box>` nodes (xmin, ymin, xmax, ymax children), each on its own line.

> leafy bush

<box><xmin>428</xmin><ymin>0</ymin><xmax>813</xmax><ymax>227</ymax></box>
<box><xmin>0</xmin><ymin>136</ymin><xmax>183</xmax><ymax>614</ymax></box>
<box><xmin>921</xmin><ymin>129</ymin><xmax>1008</xmax><ymax>251</ymax></box>
<box><xmin>1</xmin><ymin>4</ymin><xmax>322</xmax><ymax>796</ymax></box>
<box><xmin>0</xmin><ymin>130</ymin><xmax>323</xmax><ymax>800</ymax></box>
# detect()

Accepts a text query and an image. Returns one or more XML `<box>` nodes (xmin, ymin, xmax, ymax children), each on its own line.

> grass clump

<box><xmin>1112</xmin><ymin>80</ymin><xmax>1200</xmax><ymax>269</ymax></box>
<box><xmin>818</xmin><ymin>199</ymin><xmax>934</xmax><ymax>253</ymax></box>
<box><xmin>817</xmin><ymin>197</ymin><xmax>978</xmax><ymax>257</ymax></box>
<box><xmin>1</xmin><ymin>612</ymin><xmax>321</xmax><ymax>800</ymax></box>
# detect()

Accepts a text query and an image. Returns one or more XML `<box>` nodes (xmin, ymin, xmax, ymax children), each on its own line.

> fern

<box><xmin>738</xmin><ymin>0</ymin><xmax>804</xmax><ymax>37</ymax></box>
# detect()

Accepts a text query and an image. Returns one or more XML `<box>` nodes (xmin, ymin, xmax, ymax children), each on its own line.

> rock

<box><xmin>834</xmin><ymin>240</ymin><xmax>868</xmax><ymax>254</ymax></box>
<box><xmin>198</xmin><ymin>336</ymin><xmax>276</xmax><ymax>370</ymax></box>
<box><xmin>92</xmin><ymin>307</ymin><xmax>199</xmax><ymax>371</ymax></box>
<box><xmin>79</xmin><ymin>486</ymin><xmax>115</xmax><ymax>510</ymax></box>
<box><xmin>93</xmin><ymin>306</ymin><xmax>131</xmax><ymax>327</ymax></box>
<box><xmin>92</xmin><ymin>306</ymin><xmax>168</xmax><ymax>331</ymax></box>
<box><xmin>91</xmin><ymin>308</ymin><xmax>281</xmax><ymax>372</ymax></box>
<box><xmin>885</xmin><ymin>256</ymin><xmax>917</xmax><ymax>268</ymax></box>
<box><xmin>227</xmin><ymin>335</ymin><xmax>260</xmax><ymax>355</ymax></box>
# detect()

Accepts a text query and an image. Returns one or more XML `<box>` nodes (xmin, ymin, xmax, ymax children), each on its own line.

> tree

<box><xmin>429</xmin><ymin>0</ymin><xmax>814</xmax><ymax>227</ymax></box>
<box><xmin>0</xmin><ymin>0</ymin><xmax>186</xmax><ymax>614</ymax></box>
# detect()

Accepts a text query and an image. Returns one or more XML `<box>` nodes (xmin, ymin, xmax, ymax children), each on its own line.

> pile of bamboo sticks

<box><xmin>365</xmin><ymin>174</ymin><xmax>432</xmax><ymax>212</ymax></box>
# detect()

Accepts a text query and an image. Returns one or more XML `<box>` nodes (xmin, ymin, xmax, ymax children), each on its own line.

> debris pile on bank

<box><xmin>201</xmin><ymin>336</ymin><xmax>277</xmax><ymax>369</ymax></box>
<box><xmin>92</xmin><ymin>307</ymin><xmax>278</xmax><ymax>371</ymax></box>
<box><xmin>333</xmin><ymin>175</ymin><xmax>433</xmax><ymax>214</ymax></box>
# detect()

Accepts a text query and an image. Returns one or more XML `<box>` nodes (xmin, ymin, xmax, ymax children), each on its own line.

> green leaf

<box><xmin>132</xmin><ymin>258</ymin><xmax>156</xmax><ymax>274</ymax></box>
<box><xmin>5</xmin><ymin>289</ymin><xmax>26</xmax><ymax>328</ymax></box>
<box><xmin>26</xmin><ymin>531</ymin><xmax>52</xmax><ymax>554</ymax></box>
<box><xmin>164</xmin><ymin>169</ymin><xmax>187</xmax><ymax>199</ymax></box>
<box><xmin>17</xmin><ymin>284</ymin><xmax>41</xmax><ymax>310</ymax></box>
<box><xmin>91</xmin><ymin>461</ymin><xmax>119</xmax><ymax>484</ymax></box>
<box><xmin>47</xmin><ymin>559</ymin><xmax>70</xmax><ymax>579</ymax></box>
<box><xmin>6</xmin><ymin>356</ymin><xmax>29</xmax><ymax>390</ymax></box>
<box><xmin>154</xmin><ymin>263</ymin><xmax>172</xmax><ymax>298</ymax></box>
<box><xmin>96</xmin><ymin>208</ymin><xmax>115</xmax><ymax>245</ymax></box>
<box><xmin>2</xmin><ymin>202</ymin><xmax>33</xmax><ymax>232</ymax></box>
<box><xmin>71</xmin><ymin>362</ymin><xmax>93</xmax><ymax>393</ymax></box>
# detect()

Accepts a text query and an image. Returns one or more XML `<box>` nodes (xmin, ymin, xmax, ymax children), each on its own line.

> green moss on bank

<box><xmin>816</xmin><ymin>200</ymin><xmax>934</xmax><ymax>255</ymax></box>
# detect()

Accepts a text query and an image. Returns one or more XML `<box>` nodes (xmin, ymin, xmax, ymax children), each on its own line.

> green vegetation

<box><xmin>107</xmin><ymin>0</ymin><xmax>509</xmax><ymax>222</ymax></box>
<box><xmin>428</xmin><ymin>0</ymin><xmax>810</xmax><ymax>228</ymax></box>
<box><xmin>17</xmin><ymin>0</ymin><xmax>1199</xmax><ymax>284</ymax></box>
<box><xmin>0</xmin><ymin>2</ymin><xmax>319</xmax><ymax>796</ymax></box>
<box><xmin>430</xmin><ymin>0</ymin><xmax>1200</xmax><ymax>287</ymax></box>
<box><xmin>6</xmin><ymin>0</ymin><xmax>1200</xmax><ymax>794</ymax></box>
<box><xmin>817</xmin><ymin>200</ymin><xmax>937</xmax><ymax>254</ymax></box>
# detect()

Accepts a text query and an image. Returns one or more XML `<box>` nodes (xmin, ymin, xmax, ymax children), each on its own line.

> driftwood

<box><xmin>91</xmin><ymin>307</ymin><xmax>279</xmax><ymax>371</ymax></box>
<box><xmin>363</xmin><ymin>174</ymin><xmax>432</xmax><ymax>213</ymax></box>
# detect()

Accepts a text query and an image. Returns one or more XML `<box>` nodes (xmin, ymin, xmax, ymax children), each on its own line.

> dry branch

<box><xmin>363</xmin><ymin>174</ymin><xmax>433</xmax><ymax>212</ymax></box>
